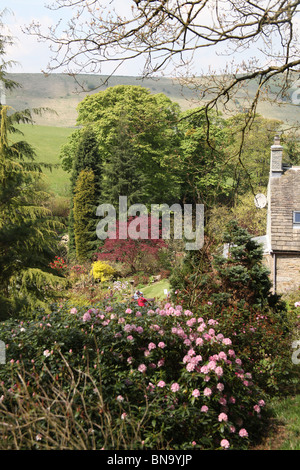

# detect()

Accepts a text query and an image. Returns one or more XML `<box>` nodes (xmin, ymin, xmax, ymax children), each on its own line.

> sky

<box><xmin>3</xmin><ymin>0</ymin><xmax>74</xmax><ymax>73</ymax></box>
<box><xmin>3</xmin><ymin>0</ymin><xmax>161</xmax><ymax>75</ymax></box>
<box><xmin>2</xmin><ymin>0</ymin><xmax>281</xmax><ymax>78</ymax></box>
<box><xmin>2</xmin><ymin>0</ymin><xmax>234</xmax><ymax>77</ymax></box>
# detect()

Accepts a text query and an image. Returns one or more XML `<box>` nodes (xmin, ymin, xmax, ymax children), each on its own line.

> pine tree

<box><xmin>170</xmin><ymin>220</ymin><xmax>285</xmax><ymax>313</ymax></box>
<box><xmin>101</xmin><ymin>113</ymin><xmax>144</xmax><ymax>208</ymax></box>
<box><xmin>70</xmin><ymin>126</ymin><xmax>102</xmax><ymax>201</ymax></box>
<box><xmin>0</xmin><ymin>106</ymin><xmax>65</xmax><ymax>318</ymax></box>
<box><xmin>73</xmin><ymin>169</ymin><xmax>98</xmax><ymax>262</ymax></box>
<box><xmin>211</xmin><ymin>220</ymin><xmax>274</xmax><ymax>309</ymax></box>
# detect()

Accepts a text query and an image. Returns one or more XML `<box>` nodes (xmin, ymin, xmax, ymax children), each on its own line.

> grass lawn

<box><xmin>268</xmin><ymin>395</ymin><xmax>300</xmax><ymax>450</ymax></box>
<box><xmin>252</xmin><ymin>394</ymin><xmax>300</xmax><ymax>450</ymax></box>
<box><xmin>16</xmin><ymin>124</ymin><xmax>74</xmax><ymax>197</ymax></box>
<box><xmin>142</xmin><ymin>279</ymin><xmax>171</xmax><ymax>301</ymax></box>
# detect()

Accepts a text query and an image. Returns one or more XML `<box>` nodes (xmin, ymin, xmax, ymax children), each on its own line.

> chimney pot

<box><xmin>270</xmin><ymin>134</ymin><xmax>283</xmax><ymax>177</ymax></box>
<box><xmin>274</xmin><ymin>134</ymin><xmax>280</xmax><ymax>145</ymax></box>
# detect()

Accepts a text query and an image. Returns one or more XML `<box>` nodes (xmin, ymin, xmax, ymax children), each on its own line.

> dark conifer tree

<box><xmin>68</xmin><ymin>126</ymin><xmax>102</xmax><ymax>258</ymax></box>
<box><xmin>73</xmin><ymin>169</ymin><xmax>98</xmax><ymax>262</ymax></box>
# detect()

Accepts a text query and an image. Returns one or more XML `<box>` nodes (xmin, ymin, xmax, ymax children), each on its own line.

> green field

<box><xmin>142</xmin><ymin>279</ymin><xmax>171</xmax><ymax>301</ymax></box>
<box><xmin>16</xmin><ymin>124</ymin><xmax>74</xmax><ymax>197</ymax></box>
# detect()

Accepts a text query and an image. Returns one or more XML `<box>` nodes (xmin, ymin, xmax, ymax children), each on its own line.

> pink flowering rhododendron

<box><xmin>218</xmin><ymin>413</ymin><xmax>228</xmax><ymax>422</ymax></box>
<box><xmin>170</xmin><ymin>383</ymin><xmax>180</xmax><ymax>392</ymax></box>
<box><xmin>220</xmin><ymin>439</ymin><xmax>230</xmax><ymax>449</ymax></box>
<box><xmin>2</xmin><ymin>300</ymin><xmax>271</xmax><ymax>450</ymax></box>
<box><xmin>82</xmin><ymin>312</ymin><xmax>91</xmax><ymax>322</ymax></box>
<box><xmin>157</xmin><ymin>380</ymin><xmax>166</xmax><ymax>388</ymax></box>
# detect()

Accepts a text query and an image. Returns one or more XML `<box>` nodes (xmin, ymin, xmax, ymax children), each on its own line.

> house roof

<box><xmin>269</xmin><ymin>167</ymin><xmax>300</xmax><ymax>252</ymax></box>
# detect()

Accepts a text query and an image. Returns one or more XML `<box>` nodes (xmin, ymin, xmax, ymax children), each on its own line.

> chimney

<box><xmin>270</xmin><ymin>134</ymin><xmax>283</xmax><ymax>177</ymax></box>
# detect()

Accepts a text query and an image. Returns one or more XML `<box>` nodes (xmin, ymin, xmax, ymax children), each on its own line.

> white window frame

<box><xmin>293</xmin><ymin>211</ymin><xmax>300</xmax><ymax>228</ymax></box>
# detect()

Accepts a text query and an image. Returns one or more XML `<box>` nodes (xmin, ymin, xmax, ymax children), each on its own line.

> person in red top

<box><xmin>137</xmin><ymin>295</ymin><xmax>148</xmax><ymax>307</ymax></box>
<box><xmin>133</xmin><ymin>290</ymin><xmax>154</xmax><ymax>307</ymax></box>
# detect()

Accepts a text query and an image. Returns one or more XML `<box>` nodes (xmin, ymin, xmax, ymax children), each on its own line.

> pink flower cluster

<box><xmin>69</xmin><ymin>301</ymin><xmax>266</xmax><ymax>448</ymax></box>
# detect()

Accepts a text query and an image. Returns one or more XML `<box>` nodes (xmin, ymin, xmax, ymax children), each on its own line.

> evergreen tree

<box><xmin>211</xmin><ymin>220</ymin><xmax>274</xmax><ymax>309</ymax></box>
<box><xmin>170</xmin><ymin>220</ymin><xmax>285</xmax><ymax>313</ymax></box>
<box><xmin>68</xmin><ymin>126</ymin><xmax>102</xmax><ymax>257</ymax></box>
<box><xmin>101</xmin><ymin>113</ymin><xmax>144</xmax><ymax>207</ymax></box>
<box><xmin>70</xmin><ymin>126</ymin><xmax>102</xmax><ymax>201</ymax></box>
<box><xmin>73</xmin><ymin>169</ymin><xmax>97</xmax><ymax>262</ymax></box>
<box><xmin>0</xmin><ymin>106</ymin><xmax>65</xmax><ymax>318</ymax></box>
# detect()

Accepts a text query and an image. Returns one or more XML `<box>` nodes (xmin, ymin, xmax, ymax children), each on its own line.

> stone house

<box><xmin>261</xmin><ymin>135</ymin><xmax>300</xmax><ymax>293</ymax></box>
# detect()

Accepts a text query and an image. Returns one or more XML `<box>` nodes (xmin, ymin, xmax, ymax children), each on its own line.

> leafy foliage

<box><xmin>170</xmin><ymin>221</ymin><xmax>293</xmax><ymax>395</ymax></box>
<box><xmin>177</xmin><ymin>109</ymin><xmax>233</xmax><ymax>207</ymax></box>
<box><xmin>0</xmin><ymin>299</ymin><xmax>270</xmax><ymax>450</ymax></box>
<box><xmin>91</xmin><ymin>260</ymin><xmax>116</xmax><ymax>282</ymax></box>
<box><xmin>0</xmin><ymin>106</ymin><xmax>65</xmax><ymax>318</ymax></box>
<box><xmin>65</xmin><ymin>85</ymin><xmax>182</xmax><ymax>208</ymax></box>
<box><xmin>73</xmin><ymin>169</ymin><xmax>98</xmax><ymax>262</ymax></box>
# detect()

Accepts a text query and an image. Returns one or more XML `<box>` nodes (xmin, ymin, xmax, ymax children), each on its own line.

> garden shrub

<box><xmin>171</xmin><ymin>220</ymin><xmax>285</xmax><ymax>314</ymax></box>
<box><xmin>197</xmin><ymin>301</ymin><xmax>296</xmax><ymax>395</ymax></box>
<box><xmin>0</xmin><ymin>299</ymin><xmax>269</xmax><ymax>450</ymax></box>
<box><xmin>170</xmin><ymin>221</ymin><xmax>294</xmax><ymax>396</ymax></box>
<box><xmin>95</xmin><ymin>215</ymin><xmax>167</xmax><ymax>275</ymax></box>
<box><xmin>91</xmin><ymin>260</ymin><xmax>116</xmax><ymax>282</ymax></box>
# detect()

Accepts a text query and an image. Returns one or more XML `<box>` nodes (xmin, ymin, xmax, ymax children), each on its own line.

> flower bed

<box><xmin>0</xmin><ymin>300</ymin><xmax>269</xmax><ymax>450</ymax></box>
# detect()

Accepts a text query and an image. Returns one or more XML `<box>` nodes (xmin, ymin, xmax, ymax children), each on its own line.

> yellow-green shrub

<box><xmin>91</xmin><ymin>261</ymin><xmax>116</xmax><ymax>282</ymax></box>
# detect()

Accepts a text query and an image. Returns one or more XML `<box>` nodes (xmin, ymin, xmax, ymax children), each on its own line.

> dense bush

<box><xmin>91</xmin><ymin>260</ymin><xmax>116</xmax><ymax>282</ymax></box>
<box><xmin>95</xmin><ymin>215</ymin><xmax>168</xmax><ymax>275</ymax></box>
<box><xmin>170</xmin><ymin>221</ymin><xmax>295</xmax><ymax>395</ymax></box>
<box><xmin>193</xmin><ymin>301</ymin><xmax>297</xmax><ymax>395</ymax></box>
<box><xmin>170</xmin><ymin>220</ymin><xmax>285</xmax><ymax>313</ymax></box>
<box><xmin>0</xmin><ymin>299</ymin><xmax>269</xmax><ymax>450</ymax></box>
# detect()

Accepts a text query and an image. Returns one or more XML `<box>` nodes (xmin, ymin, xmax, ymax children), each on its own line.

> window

<box><xmin>293</xmin><ymin>211</ymin><xmax>300</xmax><ymax>227</ymax></box>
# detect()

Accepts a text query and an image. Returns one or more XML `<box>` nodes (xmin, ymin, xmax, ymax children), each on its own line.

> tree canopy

<box><xmin>61</xmin><ymin>85</ymin><xmax>182</xmax><ymax>208</ymax></box>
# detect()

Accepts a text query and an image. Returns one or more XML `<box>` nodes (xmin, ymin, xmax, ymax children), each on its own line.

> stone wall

<box><xmin>264</xmin><ymin>252</ymin><xmax>300</xmax><ymax>293</ymax></box>
<box><xmin>269</xmin><ymin>168</ymin><xmax>300</xmax><ymax>251</ymax></box>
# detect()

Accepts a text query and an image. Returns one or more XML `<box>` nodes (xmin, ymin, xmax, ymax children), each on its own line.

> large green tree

<box><xmin>177</xmin><ymin>108</ymin><xmax>233</xmax><ymax>209</ymax></box>
<box><xmin>223</xmin><ymin>114</ymin><xmax>283</xmax><ymax>197</ymax></box>
<box><xmin>74</xmin><ymin>85</ymin><xmax>182</xmax><ymax>207</ymax></box>
<box><xmin>0</xmin><ymin>106</ymin><xmax>64</xmax><ymax>318</ymax></box>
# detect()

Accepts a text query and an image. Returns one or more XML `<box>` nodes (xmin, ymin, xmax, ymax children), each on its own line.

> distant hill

<box><xmin>5</xmin><ymin>73</ymin><xmax>300</xmax><ymax>128</ymax></box>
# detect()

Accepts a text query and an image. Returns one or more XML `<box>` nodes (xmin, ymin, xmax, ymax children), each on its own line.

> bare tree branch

<box><xmin>24</xmin><ymin>0</ymin><xmax>300</xmax><ymax>175</ymax></box>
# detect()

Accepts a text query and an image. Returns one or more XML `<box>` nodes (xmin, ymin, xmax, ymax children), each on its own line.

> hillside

<box><xmin>6</xmin><ymin>73</ymin><xmax>198</xmax><ymax>127</ymax></box>
<box><xmin>6</xmin><ymin>73</ymin><xmax>300</xmax><ymax>128</ymax></box>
